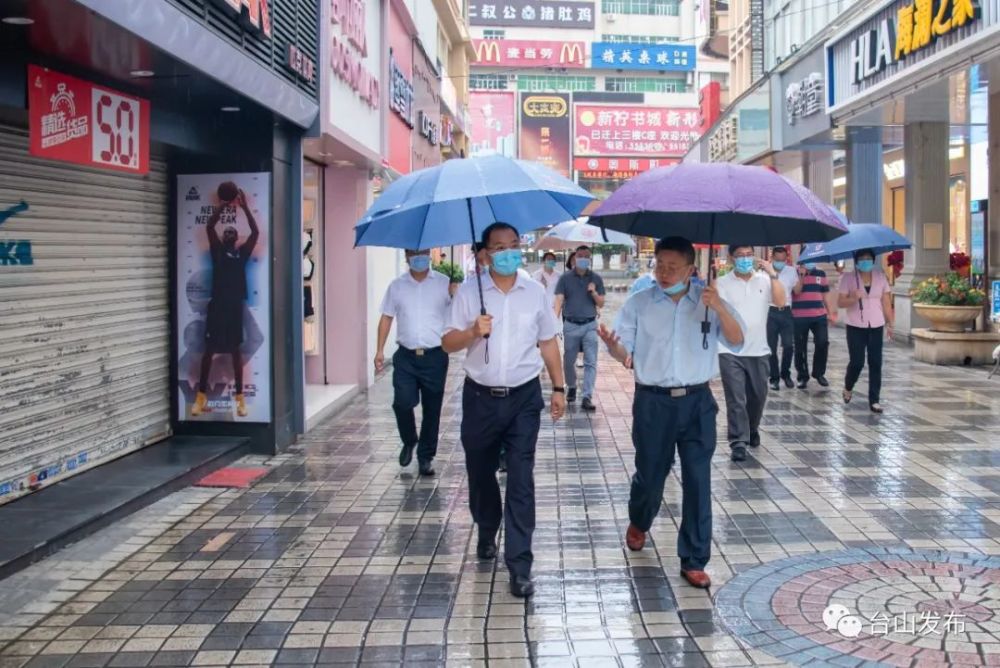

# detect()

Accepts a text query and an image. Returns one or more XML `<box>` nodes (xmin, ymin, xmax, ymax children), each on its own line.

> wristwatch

<box><xmin>552</xmin><ymin>386</ymin><xmax>565</xmax><ymax>393</ymax></box>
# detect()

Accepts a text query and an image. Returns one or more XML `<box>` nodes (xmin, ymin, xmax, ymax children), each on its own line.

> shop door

<box><xmin>0</xmin><ymin>123</ymin><xmax>170</xmax><ymax>504</ymax></box>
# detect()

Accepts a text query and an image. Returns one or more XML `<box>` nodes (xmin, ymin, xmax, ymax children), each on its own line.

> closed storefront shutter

<box><xmin>0</xmin><ymin>123</ymin><xmax>171</xmax><ymax>505</ymax></box>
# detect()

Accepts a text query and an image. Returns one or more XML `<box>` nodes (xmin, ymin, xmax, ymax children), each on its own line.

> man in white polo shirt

<box><xmin>443</xmin><ymin>222</ymin><xmax>566</xmax><ymax>599</ymax></box>
<box><xmin>375</xmin><ymin>249</ymin><xmax>453</xmax><ymax>477</ymax></box>
<box><xmin>716</xmin><ymin>245</ymin><xmax>786</xmax><ymax>463</ymax></box>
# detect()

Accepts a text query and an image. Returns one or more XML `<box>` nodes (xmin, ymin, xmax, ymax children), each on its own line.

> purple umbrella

<box><xmin>589</xmin><ymin>163</ymin><xmax>848</xmax><ymax>348</ymax></box>
<box><xmin>588</xmin><ymin>163</ymin><xmax>847</xmax><ymax>246</ymax></box>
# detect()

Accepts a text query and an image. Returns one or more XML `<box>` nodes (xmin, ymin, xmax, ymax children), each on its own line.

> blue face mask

<box><xmin>491</xmin><ymin>249</ymin><xmax>523</xmax><ymax>276</ymax></box>
<box><xmin>734</xmin><ymin>257</ymin><xmax>755</xmax><ymax>274</ymax></box>
<box><xmin>544</xmin><ymin>260</ymin><xmax>556</xmax><ymax>270</ymax></box>
<box><xmin>409</xmin><ymin>254</ymin><xmax>431</xmax><ymax>272</ymax></box>
<box><xmin>663</xmin><ymin>279</ymin><xmax>688</xmax><ymax>296</ymax></box>
<box><xmin>804</xmin><ymin>262</ymin><xmax>817</xmax><ymax>271</ymax></box>
<box><xmin>856</xmin><ymin>259</ymin><xmax>875</xmax><ymax>272</ymax></box>
<box><xmin>576</xmin><ymin>257</ymin><xmax>591</xmax><ymax>271</ymax></box>
<box><xmin>773</xmin><ymin>261</ymin><xmax>786</xmax><ymax>271</ymax></box>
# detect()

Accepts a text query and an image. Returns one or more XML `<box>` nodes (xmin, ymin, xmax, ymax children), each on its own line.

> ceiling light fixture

<box><xmin>130</xmin><ymin>70</ymin><xmax>155</xmax><ymax>78</ymax></box>
<box><xmin>1</xmin><ymin>16</ymin><xmax>34</xmax><ymax>25</ymax></box>
<box><xmin>220</xmin><ymin>106</ymin><xmax>240</xmax><ymax>112</ymax></box>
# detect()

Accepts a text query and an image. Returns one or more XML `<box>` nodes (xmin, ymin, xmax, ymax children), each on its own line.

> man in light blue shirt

<box><xmin>598</xmin><ymin>236</ymin><xmax>744</xmax><ymax>589</ymax></box>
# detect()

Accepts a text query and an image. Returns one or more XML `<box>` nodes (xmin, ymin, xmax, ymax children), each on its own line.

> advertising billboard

<box><xmin>469</xmin><ymin>92</ymin><xmax>516</xmax><ymax>157</ymax></box>
<box><xmin>519</xmin><ymin>93</ymin><xmax>571</xmax><ymax>177</ymax></box>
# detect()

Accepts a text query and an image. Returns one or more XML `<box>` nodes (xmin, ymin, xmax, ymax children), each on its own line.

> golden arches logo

<box><xmin>474</xmin><ymin>40</ymin><xmax>501</xmax><ymax>64</ymax></box>
<box><xmin>559</xmin><ymin>42</ymin><xmax>584</xmax><ymax>65</ymax></box>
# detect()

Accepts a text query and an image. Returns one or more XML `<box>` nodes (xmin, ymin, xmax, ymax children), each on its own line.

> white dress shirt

<box><xmin>772</xmin><ymin>265</ymin><xmax>798</xmax><ymax>307</ymax></box>
<box><xmin>532</xmin><ymin>267</ymin><xmax>562</xmax><ymax>305</ymax></box>
<box><xmin>380</xmin><ymin>269</ymin><xmax>452</xmax><ymax>350</ymax></box>
<box><xmin>716</xmin><ymin>270</ymin><xmax>772</xmax><ymax>357</ymax></box>
<box><xmin>447</xmin><ymin>271</ymin><xmax>559</xmax><ymax>387</ymax></box>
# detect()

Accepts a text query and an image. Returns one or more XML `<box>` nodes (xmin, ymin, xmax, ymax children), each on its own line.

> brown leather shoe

<box><xmin>680</xmin><ymin>569</ymin><xmax>712</xmax><ymax>589</ymax></box>
<box><xmin>625</xmin><ymin>524</ymin><xmax>645</xmax><ymax>551</ymax></box>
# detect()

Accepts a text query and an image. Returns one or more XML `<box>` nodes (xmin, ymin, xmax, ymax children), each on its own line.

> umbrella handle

<box><xmin>702</xmin><ymin>223</ymin><xmax>715</xmax><ymax>350</ymax></box>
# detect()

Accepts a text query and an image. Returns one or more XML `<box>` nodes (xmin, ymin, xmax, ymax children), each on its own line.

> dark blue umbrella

<box><xmin>799</xmin><ymin>220</ymin><xmax>912</xmax><ymax>264</ymax></box>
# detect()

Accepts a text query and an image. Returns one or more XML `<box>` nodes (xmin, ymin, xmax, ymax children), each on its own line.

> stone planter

<box><xmin>913</xmin><ymin>304</ymin><xmax>983</xmax><ymax>333</ymax></box>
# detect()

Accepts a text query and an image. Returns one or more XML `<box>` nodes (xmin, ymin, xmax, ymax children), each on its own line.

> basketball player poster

<box><xmin>176</xmin><ymin>173</ymin><xmax>271</xmax><ymax>423</ymax></box>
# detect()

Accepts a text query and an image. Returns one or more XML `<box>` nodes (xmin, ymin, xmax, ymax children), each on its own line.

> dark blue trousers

<box><xmin>629</xmin><ymin>385</ymin><xmax>718</xmax><ymax>571</ymax></box>
<box><xmin>461</xmin><ymin>377</ymin><xmax>543</xmax><ymax>578</ymax></box>
<box><xmin>392</xmin><ymin>347</ymin><xmax>448</xmax><ymax>462</ymax></box>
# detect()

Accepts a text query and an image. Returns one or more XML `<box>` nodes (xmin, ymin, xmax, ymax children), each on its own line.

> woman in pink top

<box><xmin>838</xmin><ymin>248</ymin><xmax>895</xmax><ymax>413</ymax></box>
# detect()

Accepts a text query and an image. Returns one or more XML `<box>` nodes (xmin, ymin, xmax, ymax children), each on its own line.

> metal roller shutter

<box><xmin>0</xmin><ymin>123</ymin><xmax>170</xmax><ymax>505</ymax></box>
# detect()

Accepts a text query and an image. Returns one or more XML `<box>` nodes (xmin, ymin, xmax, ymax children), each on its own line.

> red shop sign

<box><xmin>28</xmin><ymin>65</ymin><xmax>151</xmax><ymax>175</ymax></box>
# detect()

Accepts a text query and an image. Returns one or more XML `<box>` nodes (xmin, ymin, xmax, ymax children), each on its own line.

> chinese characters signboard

<box><xmin>708</xmin><ymin>117</ymin><xmax>739</xmax><ymax>162</ymax></box>
<box><xmin>28</xmin><ymin>65</ymin><xmax>150</xmax><ymax>175</ymax></box>
<box><xmin>519</xmin><ymin>93</ymin><xmax>571</xmax><ymax>177</ymax></box>
<box><xmin>826</xmin><ymin>0</ymin><xmax>985</xmax><ymax>110</ymax></box>
<box><xmin>591</xmin><ymin>42</ymin><xmax>696</xmax><ymax>72</ymax></box>
<box><xmin>574</xmin><ymin>156</ymin><xmax>674</xmax><ymax>180</ymax></box>
<box><xmin>470</xmin><ymin>92</ymin><xmax>516</xmax><ymax>158</ymax></box>
<box><xmin>574</xmin><ymin>105</ymin><xmax>700</xmax><ymax>157</ymax></box>
<box><xmin>786</xmin><ymin>72</ymin><xmax>823</xmax><ymax>124</ymax></box>
<box><xmin>469</xmin><ymin>1</ymin><xmax>595</xmax><ymax>28</ymax></box>
<box><xmin>473</xmin><ymin>39</ymin><xmax>586</xmax><ymax>68</ymax></box>
<box><xmin>750</xmin><ymin>0</ymin><xmax>764</xmax><ymax>80</ymax></box>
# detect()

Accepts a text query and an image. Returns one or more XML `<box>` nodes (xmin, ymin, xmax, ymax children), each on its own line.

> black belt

<box><xmin>769</xmin><ymin>306</ymin><xmax>791</xmax><ymax>312</ymax></box>
<box><xmin>398</xmin><ymin>345</ymin><xmax>442</xmax><ymax>357</ymax></box>
<box><xmin>564</xmin><ymin>317</ymin><xmax>596</xmax><ymax>325</ymax></box>
<box><xmin>636</xmin><ymin>382</ymin><xmax>709</xmax><ymax>398</ymax></box>
<box><xmin>465</xmin><ymin>377</ymin><xmax>538</xmax><ymax>398</ymax></box>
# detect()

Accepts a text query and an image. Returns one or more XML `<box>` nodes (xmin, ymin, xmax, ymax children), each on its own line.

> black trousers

<box><xmin>766</xmin><ymin>307</ymin><xmax>794</xmax><ymax>381</ymax></box>
<box><xmin>629</xmin><ymin>386</ymin><xmax>717</xmax><ymax>571</ymax></box>
<box><xmin>461</xmin><ymin>377</ymin><xmax>543</xmax><ymax>578</ymax></box>
<box><xmin>392</xmin><ymin>347</ymin><xmax>448</xmax><ymax>462</ymax></box>
<box><xmin>845</xmin><ymin>325</ymin><xmax>884</xmax><ymax>405</ymax></box>
<box><xmin>794</xmin><ymin>318</ymin><xmax>829</xmax><ymax>381</ymax></box>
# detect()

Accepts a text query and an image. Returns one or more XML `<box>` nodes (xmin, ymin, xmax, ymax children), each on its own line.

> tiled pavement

<box><xmin>3</xmin><ymin>300</ymin><xmax>1000</xmax><ymax>666</ymax></box>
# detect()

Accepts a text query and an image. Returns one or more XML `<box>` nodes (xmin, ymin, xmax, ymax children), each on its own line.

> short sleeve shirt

<box><xmin>380</xmin><ymin>270</ymin><xmax>453</xmax><ymax>350</ymax></box>
<box><xmin>839</xmin><ymin>270</ymin><xmax>890</xmax><ymax>328</ymax></box>
<box><xmin>555</xmin><ymin>270</ymin><xmax>605</xmax><ymax>319</ymax></box>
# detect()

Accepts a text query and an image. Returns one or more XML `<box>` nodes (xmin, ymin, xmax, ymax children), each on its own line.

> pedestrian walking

<box><xmin>838</xmin><ymin>249</ymin><xmax>894</xmax><ymax>413</ymax></box>
<box><xmin>554</xmin><ymin>245</ymin><xmax>606</xmax><ymax>411</ymax></box>
<box><xmin>375</xmin><ymin>250</ymin><xmax>453</xmax><ymax>476</ymax></box>
<box><xmin>532</xmin><ymin>251</ymin><xmax>562</xmax><ymax>311</ymax></box>
<box><xmin>717</xmin><ymin>245</ymin><xmax>786</xmax><ymax>462</ymax></box>
<box><xmin>443</xmin><ymin>222</ymin><xmax>566</xmax><ymax>598</ymax></box>
<box><xmin>792</xmin><ymin>259</ymin><xmax>836</xmax><ymax>389</ymax></box>
<box><xmin>597</xmin><ymin>236</ymin><xmax>744</xmax><ymax>589</ymax></box>
<box><xmin>767</xmin><ymin>246</ymin><xmax>799</xmax><ymax>391</ymax></box>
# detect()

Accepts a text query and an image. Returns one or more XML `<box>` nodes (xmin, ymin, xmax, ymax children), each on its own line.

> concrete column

<box><xmin>892</xmin><ymin>122</ymin><xmax>951</xmax><ymax>340</ymax></box>
<box><xmin>845</xmin><ymin>127</ymin><xmax>883</xmax><ymax>225</ymax></box>
<box><xmin>988</xmin><ymin>86</ymin><xmax>1000</xmax><ymax>327</ymax></box>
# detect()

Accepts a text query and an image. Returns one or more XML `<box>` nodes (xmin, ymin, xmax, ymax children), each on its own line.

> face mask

<box><xmin>491</xmin><ymin>249</ymin><xmax>523</xmax><ymax>276</ymax></box>
<box><xmin>663</xmin><ymin>279</ymin><xmax>688</xmax><ymax>296</ymax></box>
<box><xmin>856</xmin><ymin>259</ymin><xmax>875</xmax><ymax>272</ymax></box>
<box><xmin>773</xmin><ymin>261</ymin><xmax>786</xmax><ymax>271</ymax></box>
<box><xmin>734</xmin><ymin>257</ymin><xmax>755</xmax><ymax>274</ymax></box>
<box><xmin>409</xmin><ymin>255</ymin><xmax>431</xmax><ymax>272</ymax></box>
<box><xmin>544</xmin><ymin>260</ymin><xmax>556</xmax><ymax>270</ymax></box>
<box><xmin>804</xmin><ymin>262</ymin><xmax>817</xmax><ymax>271</ymax></box>
<box><xmin>576</xmin><ymin>258</ymin><xmax>591</xmax><ymax>271</ymax></box>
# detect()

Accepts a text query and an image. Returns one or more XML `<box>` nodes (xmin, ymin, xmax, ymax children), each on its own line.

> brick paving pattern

<box><xmin>2</xmin><ymin>290</ymin><xmax>1000</xmax><ymax>666</ymax></box>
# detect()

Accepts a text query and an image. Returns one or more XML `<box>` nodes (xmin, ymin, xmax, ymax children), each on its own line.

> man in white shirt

<box><xmin>717</xmin><ymin>245</ymin><xmax>786</xmax><ymax>463</ymax></box>
<box><xmin>443</xmin><ymin>222</ymin><xmax>566</xmax><ymax>599</ymax></box>
<box><xmin>375</xmin><ymin>250</ymin><xmax>453</xmax><ymax>476</ymax></box>
<box><xmin>532</xmin><ymin>251</ymin><xmax>561</xmax><ymax>310</ymax></box>
<box><xmin>767</xmin><ymin>246</ymin><xmax>799</xmax><ymax>391</ymax></box>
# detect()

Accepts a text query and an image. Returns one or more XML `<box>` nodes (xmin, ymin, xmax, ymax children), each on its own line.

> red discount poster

<box><xmin>28</xmin><ymin>65</ymin><xmax>150</xmax><ymax>174</ymax></box>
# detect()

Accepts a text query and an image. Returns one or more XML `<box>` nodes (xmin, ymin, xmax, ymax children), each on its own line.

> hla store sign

<box><xmin>827</xmin><ymin>0</ymin><xmax>985</xmax><ymax>109</ymax></box>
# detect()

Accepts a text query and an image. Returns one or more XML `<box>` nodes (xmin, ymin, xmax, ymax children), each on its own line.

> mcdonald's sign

<box><xmin>472</xmin><ymin>39</ymin><xmax>586</xmax><ymax>68</ymax></box>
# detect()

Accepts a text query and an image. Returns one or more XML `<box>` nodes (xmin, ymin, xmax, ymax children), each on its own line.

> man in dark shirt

<box><xmin>191</xmin><ymin>188</ymin><xmax>259</xmax><ymax>418</ymax></box>
<box><xmin>554</xmin><ymin>245</ymin><xmax>606</xmax><ymax>411</ymax></box>
<box><xmin>792</xmin><ymin>260</ymin><xmax>835</xmax><ymax>389</ymax></box>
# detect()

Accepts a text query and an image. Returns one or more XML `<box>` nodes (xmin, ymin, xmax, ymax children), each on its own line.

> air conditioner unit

<box><xmin>606</xmin><ymin>13</ymin><xmax>617</xmax><ymax>21</ymax></box>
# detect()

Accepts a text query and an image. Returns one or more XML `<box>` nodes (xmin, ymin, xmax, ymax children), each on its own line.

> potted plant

<box><xmin>910</xmin><ymin>272</ymin><xmax>985</xmax><ymax>332</ymax></box>
<box><xmin>433</xmin><ymin>260</ymin><xmax>464</xmax><ymax>284</ymax></box>
<box><xmin>887</xmin><ymin>250</ymin><xmax>904</xmax><ymax>281</ymax></box>
<box><xmin>950</xmin><ymin>251</ymin><xmax>971</xmax><ymax>279</ymax></box>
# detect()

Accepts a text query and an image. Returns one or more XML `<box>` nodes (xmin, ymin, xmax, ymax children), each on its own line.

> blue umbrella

<box><xmin>799</xmin><ymin>222</ymin><xmax>912</xmax><ymax>264</ymax></box>
<box><xmin>355</xmin><ymin>155</ymin><xmax>593</xmax><ymax>250</ymax></box>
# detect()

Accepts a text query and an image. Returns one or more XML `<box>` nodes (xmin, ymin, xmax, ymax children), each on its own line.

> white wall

<box><xmin>365</xmin><ymin>247</ymin><xmax>404</xmax><ymax>387</ymax></box>
<box><xmin>413</xmin><ymin>0</ymin><xmax>440</xmax><ymax>66</ymax></box>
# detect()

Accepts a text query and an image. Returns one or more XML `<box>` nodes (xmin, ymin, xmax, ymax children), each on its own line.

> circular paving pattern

<box><xmin>714</xmin><ymin>547</ymin><xmax>1000</xmax><ymax>667</ymax></box>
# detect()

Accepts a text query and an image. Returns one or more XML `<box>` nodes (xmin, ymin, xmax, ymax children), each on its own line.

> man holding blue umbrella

<box><xmin>443</xmin><ymin>222</ymin><xmax>567</xmax><ymax>599</ymax></box>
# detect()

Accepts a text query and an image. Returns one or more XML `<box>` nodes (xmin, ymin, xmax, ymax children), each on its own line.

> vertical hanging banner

<box><xmin>176</xmin><ymin>173</ymin><xmax>271</xmax><ymax>423</ymax></box>
<box><xmin>519</xmin><ymin>92</ymin><xmax>571</xmax><ymax>177</ymax></box>
<box><xmin>28</xmin><ymin>64</ymin><xmax>151</xmax><ymax>174</ymax></box>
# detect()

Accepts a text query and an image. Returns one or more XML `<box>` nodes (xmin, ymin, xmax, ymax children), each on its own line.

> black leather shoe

<box><xmin>731</xmin><ymin>445</ymin><xmax>748</xmax><ymax>462</ymax></box>
<box><xmin>418</xmin><ymin>460</ymin><xmax>435</xmax><ymax>476</ymax></box>
<box><xmin>399</xmin><ymin>443</ymin><xmax>416</xmax><ymax>467</ymax></box>
<box><xmin>797</xmin><ymin>379</ymin><xmax>809</xmax><ymax>389</ymax></box>
<box><xmin>566</xmin><ymin>388</ymin><xmax>577</xmax><ymax>403</ymax></box>
<box><xmin>498</xmin><ymin>457</ymin><xmax>507</xmax><ymax>473</ymax></box>
<box><xmin>782</xmin><ymin>376</ymin><xmax>794</xmax><ymax>389</ymax></box>
<box><xmin>581</xmin><ymin>397</ymin><xmax>596</xmax><ymax>412</ymax></box>
<box><xmin>476</xmin><ymin>540</ymin><xmax>497</xmax><ymax>560</ymax></box>
<box><xmin>510</xmin><ymin>575</ymin><xmax>534</xmax><ymax>598</ymax></box>
<box><xmin>769</xmin><ymin>379</ymin><xmax>780</xmax><ymax>391</ymax></box>
<box><xmin>814</xmin><ymin>375</ymin><xmax>830</xmax><ymax>387</ymax></box>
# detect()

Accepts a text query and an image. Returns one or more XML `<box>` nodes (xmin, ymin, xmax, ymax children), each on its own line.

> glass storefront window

<box><xmin>303</xmin><ymin>162</ymin><xmax>322</xmax><ymax>358</ymax></box>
